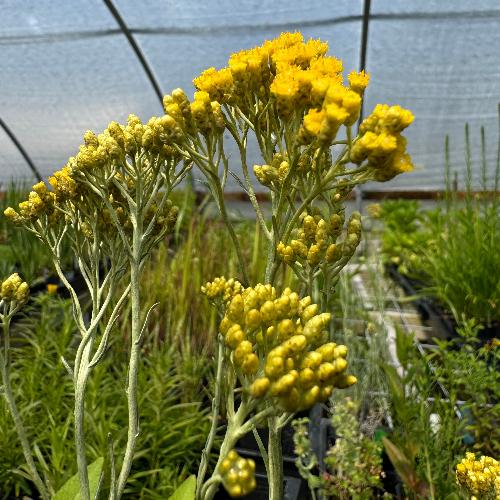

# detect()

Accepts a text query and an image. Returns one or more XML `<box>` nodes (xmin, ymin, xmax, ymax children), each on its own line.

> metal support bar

<box><xmin>102</xmin><ymin>0</ymin><xmax>164</xmax><ymax>106</ymax></box>
<box><xmin>355</xmin><ymin>0</ymin><xmax>372</xmax><ymax>210</ymax></box>
<box><xmin>0</xmin><ymin>117</ymin><xmax>42</xmax><ymax>182</ymax></box>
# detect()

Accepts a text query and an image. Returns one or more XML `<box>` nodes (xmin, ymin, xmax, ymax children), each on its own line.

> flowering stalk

<box><xmin>6</xmin><ymin>118</ymin><xmax>190</xmax><ymax>499</ymax></box>
<box><xmin>181</xmin><ymin>32</ymin><xmax>416</xmax><ymax>498</ymax></box>
<box><xmin>0</xmin><ymin>275</ymin><xmax>51</xmax><ymax>500</ymax></box>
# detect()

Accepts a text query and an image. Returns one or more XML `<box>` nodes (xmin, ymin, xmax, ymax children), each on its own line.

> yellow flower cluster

<box><xmin>192</xmin><ymin>32</ymin><xmax>365</xmax><ymax>132</ymax></box>
<box><xmin>201</xmin><ymin>276</ymin><xmax>243</xmax><ymax>303</ymax></box>
<box><xmin>299</xmin><ymin>81</ymin><xmax>364</xmax><ymax>145</ymax></box>
<box><xmin>218</xmin><ymin>450</ymin><xmax>256</xmax><ymax>498</ymax></box>
<box><xmin>5</xmin><ymin>114</ymin><xmax>183</xmax><ymax>228</ymax></box>
<box><xmin>456</xmin><ymin>452</ymin><xmax>500</xmax><ymax>500</ymax></box>
<box><xmin>203</xmin><ymin>279</ymin><xmax>356</xmax><ymax>411</ymax></box>
<box><xmin>193</xmin><ymin>67</ymin><xmax>233</xmax><ymax>103</ymax></box>
<box><xmin>163</xmin><ymin>88</ymin><xmax>226</xmax><ymax>135</ymax></box>
<box><xmin>253</xmin><ymin>153</ymin><xmax>290</xmax><ymax>188</ymax></box>
<box><xmin>351</xmin><ymin>104</ymin><xmax>414</xmax><ymax>181</ymax></box>
<box><xmin>0</xmin><ymin>273</ymin><xmax>29</xmax><ymax>304</ymax></box>
<box><xmin>277</xmin><ymin>211</ymin><xmax>362</xmax><ymax>267</ymax></box>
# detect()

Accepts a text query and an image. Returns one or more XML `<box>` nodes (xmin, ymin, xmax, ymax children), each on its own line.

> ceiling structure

<box><xmin>1</xmin><ymin>0</ymin><xmax>499</xmax><ymax>192</ymax></box>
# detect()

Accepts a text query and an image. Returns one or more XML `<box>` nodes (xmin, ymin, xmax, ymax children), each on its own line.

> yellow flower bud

<box><xmin>316</xmin><ymin>342</ymin><xmax>337</xmax><ymax>362</ymax></box>
<box><xmin>300</xmin><ymin>351</ymin><xmax>323</xmax><ymax>370</ymax></box>
<box><xmin>250</xmin><ymin>377</ymin><xmax>270</xmax><ymax>397</ymax></box>
<box><xmin>301</xmin><ymin>303</ymin><xmax>319</xmax><ymax>322</ymax></box>
<box><xmin>317</xmin><ymin>362</ymin><xmax>336</xmax><ymax>382</ymax></box>
<box><xmin>241</xmin><ymin>353</ymin><xmax>259</xmax><ymax>374</ymax></box>
<box><xmin>227</xmin><ymin>294</ymin><xmax>244</xmax><ymax>322</ymax></box>
<box><xmin>302</xmin><ymin>385</ymin><xmax>320</xmax><ymax>408</ymax></box>
<box><xmin>260</xmin><ymin>300</ymin><xmax>276</xmax><ymax>323</ymax></box>
<box><xmin>234</xmin><ymin>340</ymin><xmax>253</xmax><ymax>364</ymax></box>
<box><xmin>299</xmin><ymin>368</ymin><xmax>316</xmax><ymax>388</ymax></box>
<box><xmin>225</xmin><ymin>325</ymin><xmax>245</xmax><ymax>349</ymax></box>
<box><xmin>335</xmin><ymin>374</ymin><xmax>357</xmax><ymax>388</ymax></box>
<box><xmin>320</xmin><ymin>386</ymin><xmax>333</xmax><ymax>401</ymax></box>
<box><xmin>265</xmin><ymin>355</ymin><xmax>285</xmax><ymax>378</ymax></box>
<box><xmin>334</xmin><ymin>345</ymin><xmax>348</xmax><ymax>358</ymax></box>
<box><xmin>245</xmin><ymin>309</ymin><xmax>261</xmax><ymax>329</ymax></box>
<box><xmin>333</xmin><ymin>357</ymin><xmax>348</xmax><ymax>374</ymax></box>
<box><xmin>277</xmin><ymin>319</ymin><xmax>295</xmax><ymax>340</ymax></box>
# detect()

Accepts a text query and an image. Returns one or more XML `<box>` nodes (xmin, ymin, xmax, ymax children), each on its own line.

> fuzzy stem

<box><xmin>267</xmin><ymin>417</ymin><xmax>284</xmax><ymax>500</ymax></box>
<box><xmin>214</xmin><ymin>178</ymin><xmax>249</xmax><ymax>286</ymax></box>
<box><xmin>0</xmin><ymin>315</ymin><xmax>50</xmax><ymax>500</ymax></box>
<box><xmin>115</xmin><ymin>223</ymin><xmax>142</xmax><ymax>498</ymax></box>
<box><xmin>196</xmin><ymin>337</ymin><xmax>224</xmax><ymax>499</ymax></box>
<box><xmin>74</xmin><ymin>343</ymin><xmax>92</xmax><ymax>500</ymax></box>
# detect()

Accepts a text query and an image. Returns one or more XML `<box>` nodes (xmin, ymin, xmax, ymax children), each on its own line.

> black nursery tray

<box><xmin>385</xmin><ymin>264</ymin><xmax>500</xmax><ymax>342</ymax></box>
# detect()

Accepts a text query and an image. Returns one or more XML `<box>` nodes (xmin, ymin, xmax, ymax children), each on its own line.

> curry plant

<box><xmin>3</xmin><ymin>31</ymin><xmax>414</xmax><ymax>500</ymax></box>
<box><xmin>163</xmin><ymin>32</ymin><xmax>415</xmax><ymax>499</ymax></box>
<box><xmin>5</xmin><ymin>119</ymin><xmax>189</xmax><ymax>498</ymax></box>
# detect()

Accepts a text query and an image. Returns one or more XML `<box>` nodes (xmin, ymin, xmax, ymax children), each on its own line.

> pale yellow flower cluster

<box><xmin>456</xmin><ymin>452</ymin><xmax>500</xmax><ymax>500</ymax></box>
<box><xmin>202</xmin><ymin>279</ymin><xmax>356</xmax><ymax>412</ymax></box>
<box><xmin>277</xmin><ymin>211</ymin><xmax>362</xmax><ymax>268</ymax></box>
<box><xmin>0</xmin><ymin>273</ymin><xmax>29</xmax><ymax>304</ymax></box>
<box><xmin>5</xmin><ymin>112</ymin><xmax>182</xmax><ymax>232</ymax></box>
<box><xmin>253</xmin><ymin>153</ymin><xmax>290</xmax><ymax>189</ymax></box>
<box><xmin>218</xmin><ymin>450</ymin><xmax>256</xmax><ymax>498</ymax></box>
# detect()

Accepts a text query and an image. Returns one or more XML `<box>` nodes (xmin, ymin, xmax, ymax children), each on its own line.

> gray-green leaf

<box><xmin>168</xmin><ymin>475</ymin><xmax>196</xmax><ymax>500</ymax></box>
<box><xmin>53</xmin><ymin>457</ymin><xmax>104</xmax><ymax>500</ymax></box>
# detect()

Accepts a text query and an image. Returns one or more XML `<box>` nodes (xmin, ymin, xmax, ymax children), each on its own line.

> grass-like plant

<box><xmin>376</xmin><ymin>111</ymin><xmax>500</xmax><ymax>329</ymax></box>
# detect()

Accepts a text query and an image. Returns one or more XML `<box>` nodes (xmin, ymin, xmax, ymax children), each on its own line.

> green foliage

<box><xmin>168</xmin><ymin>475</ymin><xmax>196</xmax><ymax>500</ymax></box>
<box><xmin>0</xmin><ymin>293</ymin><xmax>210</xmax><ymax>499</ymax></box>
<box><xmin>429</xmin><ymin>320</ymin><xmax>500</xmax><ymax>456</ymax></box>
<box><xmin>376</xmin><ymin>117</ymin><xmax>500</xmax><ymax>327</ymax></box>
<box><xmin>292</xmin><ymin>398</ymin><xmax>384</xmax><ymax>500</ymax></box>
<box><xmin>53</xmin><ymin>457</ymin><xmax>104</xmax><ymax>500</ymax></box>
<box><xmin>323</xmin><ymin>398</ymin><xmax>384</xmax><ymax>499</ymax></box>
<box><xmin>382</xmin><ymin>328</ymin><xmax>466</xmax><ymax>499</ymax></box>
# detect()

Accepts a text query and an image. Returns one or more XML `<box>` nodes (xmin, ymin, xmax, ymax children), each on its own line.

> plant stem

<box><xmin>0</xmin><ymin>316</ymin><xmax>50</xmax><ymax>500</ymax></box>
<box><xmin>74</xmin><ymin>346</ymin><xmax>92</xmax><ymax>500</ymax></box>
<box><xmin>196</xmin><ymin>337</ymin><xmax>224</xmax><ymax>499</ymax></box>
<box><xmin>115</xmin><ymin>229</ymin><xmax>142</xmax><ymax>498</ymax></box>
<box><xmin>267</xmin><ymin>417</ymin><xmax>284</xmax><ymax>500</ymax></box>
<box><xmin>202</xmin><ymin>412</ymin><xmax>246</xmax><ymax>500</ymax></box>
<box><xmin>214</xmin><ymin>178</ymin><xmax>249</xmax><ymax>286</ymax></box>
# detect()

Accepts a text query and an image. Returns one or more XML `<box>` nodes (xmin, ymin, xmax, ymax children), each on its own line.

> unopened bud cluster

<box><xmin>5</xmin><ymin>114</ymin><xmax>182</xmax><ymax>233</ymax></box>
<box><xmin>253</xmin><ymin>153</ymin><xmax>290</xmax><ymax>189</ymax></box>
<box><xmin>277</xmin><ymin>210</ymin><xmax>362</xmax><ymax>269</ymax></box>
<box><xmin>163</xmin><ymin>88</ymin><xmax>226</xmax><ymax>137</ymax></box>
<box><xmin>0</xmin><ymin>273</ymin><xmax>30</xmax><ymax>305</ymax></box>
<box><xmin>218</xmin><ymin>450</ymin><xmax>256</xmax><ymax>498</ymax></box>
<box><xmin>456</xmin><ymin>452</ymin><xmax>500</xmax><ymax>499</ymax></box>
<box><xmin>203</xmin><ymin>279</ymin><xmax>356</xmax><ymax>411</ymax></box>
<box><xmin>201</xmin><ymin>277</ymin><xmax>243</xmax><ymax>303</ymax></box>
<box><xmin>351</xmin><ymin>104</ymin><xmax>414</xmax><ymax>181</ymax></box>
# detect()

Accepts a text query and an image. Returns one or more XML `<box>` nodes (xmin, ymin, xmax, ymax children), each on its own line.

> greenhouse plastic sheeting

<box><xmin>1</xmin><ymin>0</ymin><xmax>499</xmax><ymax>192</ymax></box>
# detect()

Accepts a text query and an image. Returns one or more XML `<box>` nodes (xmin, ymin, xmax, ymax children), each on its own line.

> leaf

<box><xmin>53</xmin><ymin>457</ymin><xmax>104</xmax><ymax>500</ymax></box>
<box><xmin>168</xmin><ymin>475</ymin><xmax>196</xmax><ymax>500</ymax></box>
<box><xmin>382</xmin><ymin>438</ymin><xmax>428</xmax><ymax>496</ymax></box>
<box><xmin>381</xmin><ymin>363</ymin><xmax>405</xmax><ymax>416</ymax></box>
<box><xmin>394</xmin><ymin>325</ymin><xmax>414</xmax><ymax>369</ymax></box>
